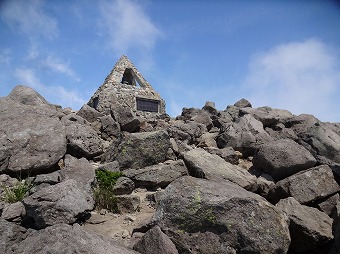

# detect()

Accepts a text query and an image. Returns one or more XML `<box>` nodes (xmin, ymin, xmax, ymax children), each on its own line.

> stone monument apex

<box><xmin>88</xmin><ymin>55</ymin><xmax>166</xmax><ymax>117</ymax></box>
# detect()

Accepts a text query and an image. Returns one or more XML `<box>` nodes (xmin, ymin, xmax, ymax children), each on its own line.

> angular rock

<box><xmin>23</xmin><ymin>179</ymin><xmax>94</xmax><ymax>229</ymax></box>
<box><xmin>330</xmin><ymin>201</ymin><xmax>340</xmax><ymax>254</ymax></box>
<box><xmin>116</xmin><ymin>195</ymin><xmax>140</xmax><ymax>214</ymax></box>
<box><xmin>203</xmin><ymin>147</ymin><xmax>239</xmax><ymax>165</ymax></box>
<box><xmin>102</xmin><ymin>130</ymin><xmax>170</xmax><ymax>170</ymax></box>
<box><xmin>151</xmin><ymin>176</ymin><xmax>290</xmax><ymax>254</ymax></box>
<box><xmin>0</xmin><ymin>218</ymin><xmax>27</xmax><ymax>253</ymax></box>
<box><xmin>97</xmin><ymin>161</ymin><xmax>120</xmax><ymax>172</ymax></box>
<box><xmin>183</xmin><ymin>148</ymin><xmax>257</xmax><ymax>191</ymax></box>
<box><xmin>217</xmin><ymin>114</ymin><xmax>272</xmax><ymax>157</ymax></box>
<box><xmin>124</xmin><ymin>160</ymin><xmax>188</xmax><ymax>189</ymax></box>
<box><xmin>202</xmin><ymin>101</ymin><xmax>217</xmax><ymax>115</ymax></box>
<box><xmin>100</xmin><ymin>115</ymin><xmax>121</xmax><ymax>140</ymax></box>
<box><xmin>0</xmin><ymin>86</ymin><xmax>67</xmax><ymax>174</ymax></box>
<box><xmin>190</xmin><ymin>111</ymin><xmax>213</xmax><ymax>130</ymax></box>
<box><xmin>252</xmin><ymin>138</ymin><xmax>317</xmax><ymax>181</ymax></box>
<box><xmin>276</xmin><ymin>197</ymin><xmax>333</xmax><ymax>252</ymax></box>
<box><xmin>8</xmin><ymin>223</ymin><xmax>139</xmax><ymax>254</ymax></box>
<box><xmin>256</xmin><ymin>173</ymin><xmax>275</xmax><ymax>198</ymax></box>
<box><xmin>196</xmin><ymin>132</ymin><xmax>218</xmax><ymax>148</ymax></box>
<box><xmin>169</xmin><ymin>120</ymin><xmax>207</xmax><ymax>145</ymax></box>
<box><xmin>62</xmin><ymin>114</ymin><xmax>103</xmax><ymax>159</ymax></box>
<box><xmin>223</xmin><ymin>105</ymin><xmax>240</xmax><ymax>121</ymax></box>
<box><xmin>60</xmin><ymin>155</ymin><xmax>95</xmax><ymax>193</ymax></box>
<box><xmin>113</xmin><ymin>177</ymin><xmax>135</xmax><ymax>195</ymax></box>
<box><xmin>316</xmin><ymin>193</ymin><xmax>339</xmax><ymax>216</ymax></box>
<box><xmin>112</xmin><ymin>106</ymin><xmax>140</xmax><ymax>133</ymax></box>
<box><xmin>234</xmin><ymin>98</ymin><xmax>252</xmax><ymax>108</ymax></box>
<box><xmin>134</xmin><ymin>225</ymin><xmax>178</xmax><ymax>254</ymax></box>
<box><xmin>33</xmin><ymin>171</ymin><xmax>61</xmax><ymax>185</ymax></box>
<box><xmin>77</xmin><ymin>104</ymin><xmax>104</xmax><ymax>123</ymax></box>
<box><xmin>1</xmin><ymin>202</ymin><xmax>26</xmax><ymax>222</ymax></box>
<box><xmin>268</xmin><ymin>165</ymin><xmax>340</xmax><ymax>204</ymax></box>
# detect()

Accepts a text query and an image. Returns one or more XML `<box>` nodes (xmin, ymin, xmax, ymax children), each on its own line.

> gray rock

<box><xmin>33</xmin><ymin>171</ymin><xmax>61</xmax><ymax>185</ymax></box>
<box><xmin>116</xmin><ymin>195</ymin><xmax>140</xmax><ymax>214</ymax></box>
<box><xmin>77</xmin><ymin>104</ymin><xmax>104</xmax><ymax>123</ymax></box>
<box><xmin>224</xmin><ymin>105</ymin><xmax>240</xmax><ymax>121</ymax></box>
<box><xmin>1</xmin><ymin>202</ymin><xmax>26</xmax><ymax>222</ymax></box>
<box><xmin>203</xmin><ymin>147</ymin><xmax>239</xmax><ymax>165</ymax></box>
<box><xmin>151</xmin><ymin>176</ymin><xmax>290</xmax><ymax>254</ymax></box>
<box><xmin>252</xmin><ymin>139</ymin><xmax>317</xmax><ymax>181</ymax></box>
<box><xmin>0</xmin><ymin>218</ymin><xmax>27</xmax><ymax>253</ymax></box>
<box><xmin>197</xmin><ymin>132</ymin><xmax>218</xmax><ymax>148</ymax></box>
<box><xmin>97</xmin><ymin>161</ymin><xmax>120</xmax><ymax>172</ymax></box>
<box><xmin>217</xmin><ymin>114</ymin><xmax>272</xmax><ymax>157</ymax></box>
<box><xmin>169</xmin><ymin>120</ymin><xmax>207</xmax><ymax>145</ymax></box>
<box><xmin>183</xmin><ymin>148</ymin><xmax>257</xmax><ymax>191</ymax></box>
<box><xmin>330</xmin><ymin>201</ymin><xmax>340</xmax><ymax>254</ymax></box>
<box><xmin>8</xmin><ymin>223</ymin><xmax>139</xmax><ymax>254</ymax></box>
<box><xmin>124</xmin><ymin>160</ymin><xmax>188</xmax><ymax>189</ymax></box>
<box><xmin>316</xmin><ymin>193</ymin><xmax>339</xmax><ymax>216</ymax></box>
<box><xmin>268</xmin><ymin>165</ymin><xmax>340</xmax><ymax>204</ymax></box>
<box><xmin>234</xmin><ymin>98</ymin><xmax>252</xmax><ymax>108</ymax></box>
<box><xmin>102</xmin><ymin>130</ymin><xmax>170</xmax><ymax>170</ymax></box>
<box><xmin>63</xmin><ymin>114</ymin><xmax>103</xmax><ymax>159</ymax></box>
<box><xmin>191</xmin><ymin>111</ymin><xmax>213</xmax><ymax>130</ymax></box>
<box><xmin>276</xmin><ymin>197</ymin><xmax>333</xmax><ymax>252</ymax></box>
<box><xmin>100</xmin><ymin>115</ymin><xmax>121</xmax><ymax>140</ymax></box>
<box><xmin>0</xmin><ymin>86</ymin><xmax>66</xmax><ymax>174</ymax></box>
<box><xmin>113</xmin><ymin>106</ymin><xmax>140</xmax><ymax>132</ymax></box>
<box><xmin>113</xmin><ymin>177</ymin><xmax>135</xmax><ymax>195</ymax></box>
<box><xmin>134</xmin><ymin>225</ymin><xmax>178</xmax><ymax>254</ymax></box>
<box><xmin>23</xmin><ymin>179</ymin><xmax>94</xmax><ymax>229</ymax></box>
<box><xmin>60</xmin><ymin>155</ymin><xmax>95</xmax><ymax>193</ymax></box>
<box><xmin>202</xmin><ymin>101</ymin><xmax>218</xmax><ymax>115</ymax></box>
<box><xmin>256</xmin><ymin>173</ymin><xmax>275</xmax><ymax>198</ymax></box>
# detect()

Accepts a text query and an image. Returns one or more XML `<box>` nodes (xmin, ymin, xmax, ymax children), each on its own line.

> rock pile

<box><xmin>0</xmin><ymin>86</ymin><xmax>339</xmax><ymax>254</ymax></box>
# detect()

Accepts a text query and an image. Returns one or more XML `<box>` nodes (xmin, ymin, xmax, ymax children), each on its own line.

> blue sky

<box><xmin>1</xmin><ymin>0</ymin><xmax>340</xmax><ymax>122</ymax></box>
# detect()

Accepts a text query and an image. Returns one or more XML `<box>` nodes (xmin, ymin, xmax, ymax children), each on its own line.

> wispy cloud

<box><xmin>14</xmin><ymin>68</ymin><xmax>86</xmax><ymax>109</ymax></box>
<box><xmin>42</xmin><ymin>56</ymin><xmax>81</xmax><ymax>82</ymax></box>
<box><xmin>0</xmin><ymin>48</ymin><xmax>11</xmax><ymax>64</ymax></box>
<box><xmin>243</xmin><ymin>39</ymin><xmax>340</xmax><ymax>122</ymax></box>
<box><xmin>0</xmin><ymin>0</ymin><xmax>58</xmax><ymax>39</ymax></box>
<box><xmin>98</xmin><ymin>0</ymin><xmax>162</xmax><ymax>54</ymax></box>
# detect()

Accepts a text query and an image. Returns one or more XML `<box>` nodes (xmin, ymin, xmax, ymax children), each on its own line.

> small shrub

<box><xmin>94</xmin><ymin>170</ymin><xmax>124</xmax><ymax>213</ymax></box>
<box><xmin>1</xmin><ymin>179</ymin><xmax>32</xmax><ymax>203</ymax></box>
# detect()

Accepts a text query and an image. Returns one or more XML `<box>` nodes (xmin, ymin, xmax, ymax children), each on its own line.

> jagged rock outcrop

<box><xmin>150</xmin><ymin>176</ymin><xmax>291</xmax><ymax>254</ymax></box>
<box><xmin>0</xmin><ymin>85</ymin><xmax>67</xmax><ymax>175</ymax></box>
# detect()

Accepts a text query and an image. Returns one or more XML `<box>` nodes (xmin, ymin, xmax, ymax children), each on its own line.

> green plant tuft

<box><xmin>94</xmin><ymin>169</ymin><xmax>124</xmax><ymax>213</ymax></box>
<box><xmin>1</xmin><ymin>179</ymin><xmax>32</xmax><ymax>203</ymax></box>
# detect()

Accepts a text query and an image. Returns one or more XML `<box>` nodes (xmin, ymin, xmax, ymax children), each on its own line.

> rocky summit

<box><xmin>1</xmin><ymin>57</ymin><xmax>340</xmax><ymax>254</ymax></box>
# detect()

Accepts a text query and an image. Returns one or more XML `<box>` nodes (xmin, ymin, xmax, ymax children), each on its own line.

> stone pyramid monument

<box><xmin>88</xmin><ymin>55</ymin><xmax>166</xmax><ymax>117</ymax></box>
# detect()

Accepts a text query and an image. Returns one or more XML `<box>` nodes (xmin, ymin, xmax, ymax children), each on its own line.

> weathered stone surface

<box><xmin>151</xmin><ymin>176</ymin><xmax>290</xmax><ymax>254</ymax></box>
<box><xmin>97</xmin><ymin>161</ymin><xmax>120</xmax><ymax>172</ymax></box>
<box><xmin>23</xmin><ymin>179</ymin><xmax>94</xmax><ymax>229</ymax></box>
<box><xmin>183</xmin><ymin>148</ymin><xmax>257</xmax><ymax>191</ymax></box>
<box><xmin>256</xmin><ymin>173</ymin><xmax>275</xmax><ymax>198</ymax></box>
<box><xmin>62</xmin><ymin>114</ymin><xmax>103</xmax><ymax>159</ymax></box>
<box><xmin>116</xmin><ymin>195</ymin><xmax>140</xmax><ymax>214</ymax></box>
<box><xmin>234</xmin><ymin>98</ymin><xmax>252</xmax><ymax>108</ymax></box>
<box><xmin>203</xmin><ymin>147</ymin><xmax>239</xmax><ymax>165</ymax></box>
<box><xmin>112</xmin><ymin>177</ymin><xmax>135</xmax><ymax>195</ymax></box>
<box><xmin>0</xmin><ymin>218</ymin><xmax>27</xmax><ymax>253</ymax></box>
<box><xmin>169</xmin><ymin>120</ymin><xmax>207</xmax><ymax>144</ymax></box>
<box><xmin>252</xmin><ymin>138</ymin><xmax>317</xmax><ymax>181</ymax></box>
<box><xmin>240</xmin><ymin>106</ymin><xmax>293</xmax><ymax>127</ymax></box>
<box><xmin>1</xmin><ymin>202</ymin><xmax>26</xmax><ymax>222</ymax></box>
<box><xmin>60</xmin><ymin>154</ymin><xmax>95</xmax><ymax>193</ymax></box>
<box><xmin>99</xmin><ymin>114</ymin><xmax>120</xmax><ymax>139</ymax></box>
<box><xmin>77</xmin><ymin>104</ymin><xmax>104</xmax><ymax>123</ymax></box>
<box><xmin>202</xmin><ymin>101</ymin><xmax>218</xmax><ymax>115</ymax></box>
<box><xmin>112</xmin><ymin>106</ymin><xmax>141</xmax><ymax>132</ymax></box>
<box><xmin>316</xmin><ymin>193</ymin><xmax>339</xmax><ymax>216</ymax></box>
<box><xmin>134</xmin><ymin>225</ymin><xmax>178</xmax><ymax>254</ymax></box>
<box><xmin>0</xmin><ymin>86</ymin><xmax>67</xmax><ymax>174</ymax></box>
<box><xmin>268</xmin><ymin>165</ymin><xmax>340</xmax><ymax>204</ymax></box>
<box><xmin>33</xmin><ymin>171</ymin><xmax>61</xmax><ymax>185</ymax></box>
<box><xmin>8</xmin><ymin>223</ymin><xmax>139</xmax><ymax>254</ymax></box>
<box><xmin>217</xmin><ymin>114</ymin><xmax>272</xmax><ymax>156</ymax></box>
<box><xmin>276</xmin><ymin>197</ymin><xmax>333</xmax><ymax>252</ymax></box>
<box><xmin>196</xmin><ymin>132</ymin><xmax>218</xmax><ymax>148</ymax></box>
<box><xmin>330</xmin><ymin>201</ymin><xmax>340</xmax><ymax>254</ymax></box>
<box><xmin>124</xmin><ymin>160</ymin><xmax>188</xmax><ymax>189</ymax></box>
<box><xmin>102</xmin><ymin>130</ymin><xmax>171</xmax><ymax>170</ymax></box>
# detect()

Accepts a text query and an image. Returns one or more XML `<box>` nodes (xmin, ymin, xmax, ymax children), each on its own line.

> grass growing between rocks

<box><xmin>1</xmin><ymin>179</ymin><xmax>32</xmax><ymax>203</ymax></box>
<box><xmin>94</xmin><ymin>170</ymin><xmax>124</xmax><ymax>213</ymax></box>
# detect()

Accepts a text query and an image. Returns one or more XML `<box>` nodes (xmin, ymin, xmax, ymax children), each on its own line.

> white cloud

<box><xmin>98</xmin><ymin>0</ymin><xmax>161</xmax><ymax>53</ymax></box>
<box><xmin>42</xmin><ymin>56</ymin><xmax>81</xmax><ymax>82</ymax></box>
<box><xmin>14</xmin><ymin>68</ymin><xmax>86</xmax><ymax>109</ymax></box>
<box><xmin>0</xmin><ymin>0</ymin><xmax>58</xmax><ymax>39</ymax></box>
<box><xmin>243</xmin><ymin>39</ymin><xmax>340</xmax><ymax>122</ymax></box>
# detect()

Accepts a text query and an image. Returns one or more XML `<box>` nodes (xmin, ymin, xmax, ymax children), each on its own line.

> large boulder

<box><xmin>77</xmin><ymin>104</ymin><xmax>104</xmax><ymax>123</ymax></box>
<box><xmin>124</xmin><ymin>160</ymin><xmax>188</xmax><ymax>189</ymax></box>
<box><xmin>183</xmin><ymin>148</ymin><xmax>257</xmax><ymax>191</ymax></box>
<box><xmin>23</xmin><ymin>179</ymin><xmax>94</xmax><ymax>229</ymax></box>
<box><xmin>134</xmin><ymin>225</ymin><xmax>179</xmax><ymax>254</ymax></box>
<box><xmin>150</xmin><ymin>176</ymin><xmax>290</xmax><ymax>253</ymax></box>
<box><xmin>8</xmin><ymin>223</ymin><xmax>139</xmax><ymax>254</ymax></box>
<box><xmin>112</xmin><ymin>106</ymin><xmax>141</xmax><ymax>133</ymax></box>
<box><xmin>276</xmin><ymin>197</ymin><xmax>333</xmax><ymax>252</ymax></box>
<box><xmin>0</xmin><ymin>86</ymin><xmax>67</xmax><ymax>175</ymax></box>
<box><xmin>62</xmin><ymin>114</ymin><xmax>103</xmax><ymax>159</ymax></box>
<box><xmin>216</xmin><ymin>114</ymin><xmax>272</xmax><ymax>156</ymax></box>
<box><xmin>0</xmin><ymin>218</ymin><xmax>27</xmax><ymax>253</ymax></box>
<box><xmin>168</xmin><ymin>120</ymin><xmax>207</xmax><ymax>145</ymax></box>
<box><xmin>102</xmin><ymin>130</ymin><xmax>170</xmax><ymax>170</ymax></box>
<box><xmin>268</xmin><ymin>165</ymin><xmax>340</xmax><ymax>204</ymax></box>
<box><xmin>234</xmin><ymin>98</ymin><xmax>252</xmax><ymax>108</ymax></box>
<box><xmin>252</xmin><ymin>139</ymin><xmax>316</xmax><ymax>181</ymax></box>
